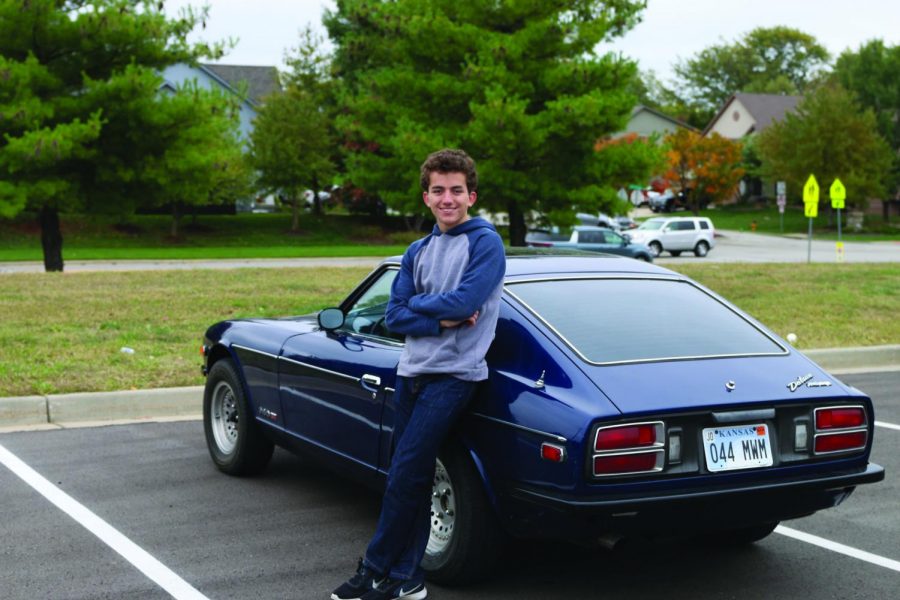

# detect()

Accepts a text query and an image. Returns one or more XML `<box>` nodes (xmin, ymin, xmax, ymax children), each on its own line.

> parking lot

<box><xmin>1</xmin><ymin>371</ymin><xmax>898</xmax><ymax>600</ymax></box>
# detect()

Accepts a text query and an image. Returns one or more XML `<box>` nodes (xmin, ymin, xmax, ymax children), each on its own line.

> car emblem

<box><xmin>787</xmin><ymin>374</ymin><xmax>813</xmax><ymax>392</ymax></box>
<box><xmin>725</xmin><ymin>380</ymin><xmax>736</xmax><ymax>392</ymax></box>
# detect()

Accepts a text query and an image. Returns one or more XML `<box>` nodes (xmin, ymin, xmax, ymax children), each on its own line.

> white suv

<box><xmin>626</xmin><ymin>216</ymin><xmax>715</xmax><ymax>257</ymax></box>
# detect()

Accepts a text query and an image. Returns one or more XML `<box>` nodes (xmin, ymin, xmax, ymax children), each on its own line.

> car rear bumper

<box><xmin>502</xmin><ymin>463</ymin><xmax>884</xmax><ymax>540</ymax></box>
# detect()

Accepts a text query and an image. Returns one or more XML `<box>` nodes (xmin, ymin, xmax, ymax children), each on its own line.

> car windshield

<box><xmin>506</xmin><ymin>278</ymin><xmax>785</xmax><ymax>364</ymax></box>
<box><xmin>636</xmin><ymin>220</ymin><xmax>664</xmax><ymax>231</ymax></box>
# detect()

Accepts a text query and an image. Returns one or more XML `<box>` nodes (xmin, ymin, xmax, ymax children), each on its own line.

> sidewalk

<box><xmin>1</xmin><ymin>345</ymin><xmax>898</xmax><ymax>432</ymax></box>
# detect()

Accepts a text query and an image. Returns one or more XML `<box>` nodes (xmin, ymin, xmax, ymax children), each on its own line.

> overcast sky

<box><xmin>165</xmin><ymin>0</ymin><xmax>900</xmax><ymax>82</ymax></box>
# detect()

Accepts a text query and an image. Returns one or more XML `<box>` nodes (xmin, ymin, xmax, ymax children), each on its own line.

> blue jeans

<box><xmin>363</xmin><ymin>374</ymin><xmax>477</xmax><ymax>581</ymax></box>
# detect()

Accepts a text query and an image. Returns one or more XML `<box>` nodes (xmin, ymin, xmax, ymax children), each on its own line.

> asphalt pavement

<box><xmin>1</xmin><ymin>371</ymin><xmax>897</xmax><ymax>599</ymax></box>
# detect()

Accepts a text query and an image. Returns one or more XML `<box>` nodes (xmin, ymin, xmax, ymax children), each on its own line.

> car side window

<box><xmin>699</xmin><ymin>221</ymin><xmax>710</xmax><ymax>230</ymax></box>
<box><xmin>674</xmin><ymin>221</ymin><xmax>695</xmax><ymax>231</ymax></box>
<box><xmin>603</xmin><ymin>230</ymin><xmax>622</xmax><ymax>244</ymax></box>
<box><xmin>342</xmin><ymin>269</ymin><xmax>403</xmax><ymax>342</ymax></box>
<box><xmin>579</xmin><ymin>231</ymin><xmax>602</xmax><ymax>243</ymax></box>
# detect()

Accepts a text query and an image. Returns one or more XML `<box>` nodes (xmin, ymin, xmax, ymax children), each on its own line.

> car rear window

<box><xmin>699</xmin><ymin>221</ymin><xmax>710</xmax><ymax>230</ymax></box>
<box><xmin>506</xmin><ymin>278</ymin><xmax>785</xmax><ymax>364</ymax></box>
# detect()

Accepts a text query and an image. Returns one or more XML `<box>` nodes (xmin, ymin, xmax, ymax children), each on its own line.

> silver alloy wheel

<box><xmin>695</xmin><ymin>241</ymin><xmax>709</xmax><ymax>257</ymax></box>
<box><xmin>427</xmin><ymin>458</ymin><xmax>456</xmax><ymax>555</ymax></box>
<box><xmin>649</xmin><ymin>241</ymin><xmax>662</xmax><ymax>257</ymax></box>
<box><xmin>210</xmin><ymin>380</ymin><xmax>239</xmax><ymax>454</ymax></box>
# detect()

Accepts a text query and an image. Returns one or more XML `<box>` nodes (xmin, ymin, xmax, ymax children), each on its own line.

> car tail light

<box><xmin>816</xmin><ymin>407</ymin><xmax>865</xmax><ymax>430</ymax></box>
<box><xmin>813</xmin><ymin>405</ymin><xmax>868</xmax><ymax>455</ymax></box>
<box><xmin>595</xmin><ymin>423</ymin><xmax>660</xmax><ymax>451</ymax></box>
<box><xmin>815</xmin><ymin>431</ymin><xmax>867</xmax><ymax>454</ymax></box>
<box><xmin>540</xmin><ymin>443</ymin><xmax>566</xmax><ymax>463</ymax></box>
<box><xmin>592</xmin><ymin>421</ymin><xmax>665</xmax><ymax>477</ymax></box>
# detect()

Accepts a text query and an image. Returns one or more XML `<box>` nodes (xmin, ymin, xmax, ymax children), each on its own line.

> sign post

<box><xmin>776</xmin><ymin>181</ymin><xmax>786</xmax><ymax>234</ymax></box>
<box><xmin>830</xmin><ymin>178</ymin><xmax>846</xmax><ymax>262</ymax></box>
<box><xmin>803</xmin><ymin>175</ymin><xmax>819</xmax><ymax>263</ymax></box>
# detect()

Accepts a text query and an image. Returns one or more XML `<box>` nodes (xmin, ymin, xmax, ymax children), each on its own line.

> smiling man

<box><xmin>331</xmin><ymin>149</ymin><xmax>505</xmax><ymax>600</ymax></box>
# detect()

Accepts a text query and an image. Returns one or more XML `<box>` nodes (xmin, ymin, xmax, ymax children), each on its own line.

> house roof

<box><xmin>199</xmin><ymin>64</ymin><xmax>282</xmax><ymax>105</ymax></box>
<box><xmin>631</xmin><ymin>104</ymin><xmax>699</xmax><ymax>132</ymax></box>
<box><xmin>704</xmin><ymin>92</ymin><xmax>802</xmax><ymax>136</ymax></box>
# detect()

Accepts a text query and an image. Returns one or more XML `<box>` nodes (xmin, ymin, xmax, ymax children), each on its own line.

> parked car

<box><xmin>615</xmin><ymin>215</ymin><xmax>638</xmax><ymax>230</ymax></box>
<box><xmin>525</xmin><ymin>226</ymin><xmax>653</xmax><ymax>261</ymax></box>
<box><xmin>648</xmin><ymin>189</ymin><xmax>678</xmax><ymax>213</ymax></box>
<box><xmin>201</xmin><ymin>254</ymin><xmax>883</xmax><ymax>584</ymax></box>
<box><xmin>576</xmin><ymin>212</ymin><xmax>620</xmax><ymax>230</ymax></box>
<box><xmin>627</xmin><ymin>216</ymin><xmax>716</xmax><ymax>257</ymax></box>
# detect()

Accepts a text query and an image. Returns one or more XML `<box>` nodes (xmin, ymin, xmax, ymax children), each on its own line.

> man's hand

<box><xmin>440</xmin><ymin>310</ymin><xmax>479</xmax><ymax>329</ymax></box>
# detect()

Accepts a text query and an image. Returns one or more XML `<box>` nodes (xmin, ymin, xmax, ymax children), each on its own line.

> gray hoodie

<box><xmin>385</xmin><ymin>217</ymin><xmax>505</xmax><ymax>381</ymax></box>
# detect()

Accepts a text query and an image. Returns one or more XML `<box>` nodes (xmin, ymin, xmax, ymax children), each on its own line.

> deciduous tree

<box><xmin>662</xmin><ymin>129</ymin><xmax>744</xmax><ymax>213</ymax></box>
<box><xmin>833</xmin><ymin>39</ymin><xmax>900</xmax><ymax>219</ymax></box>
<box><xmin>249</xmin><ymin>27</ymin><xmax>336</xmax><ymax>230</ymax></box>
<box><xmin>756</xmin><ymin>83</ymin><xmax>893</xmax><ymax>212</ymax></box>
<box><xmin>672</xmin><ymin>26</ymin><xmax>830</xmax><ymax>126</ymax></box>
<box><xmin>325</xmin><ymin>0</ymin><xmax>654</xmax><ymax>245</ymax></box>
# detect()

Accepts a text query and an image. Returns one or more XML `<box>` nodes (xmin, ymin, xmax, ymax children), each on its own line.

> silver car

<box><xmin>626</xmin><ymin>216</ymin><xmax>716</xmax><ymax>257</ymax></box>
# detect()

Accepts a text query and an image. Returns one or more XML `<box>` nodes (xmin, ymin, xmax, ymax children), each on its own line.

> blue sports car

<box><xmin>201</xmin><ymin>253</ymin><xmax>883</xmax><ymax>584</ymax></box>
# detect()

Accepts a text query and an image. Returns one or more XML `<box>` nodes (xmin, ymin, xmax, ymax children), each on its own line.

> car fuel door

<box><xmin>278</xmin><ymin>268</ymin><xmax>402</xmax><ymax>476</ymax></box>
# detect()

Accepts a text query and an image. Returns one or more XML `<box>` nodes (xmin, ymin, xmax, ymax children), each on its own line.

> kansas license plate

<box><xmin>702</xmin><ymin>424</ymin><xmax>773</xmax><ymax>472</ymax></box>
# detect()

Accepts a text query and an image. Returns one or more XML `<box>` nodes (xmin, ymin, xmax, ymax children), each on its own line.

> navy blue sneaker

<box><xmin>331</xmin><ymin>559</ymin><xmax>382</xmax><ymax>600</ymax></box>
<box><xmin>360</xmin><ymin>576</ymin><xmax>427</xmax><ymax>600</ymax></box>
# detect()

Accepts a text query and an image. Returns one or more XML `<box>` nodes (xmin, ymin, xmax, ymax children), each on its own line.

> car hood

<box><xmin>578</xmin><ymin>353</ymin><xmax>852</xmax><ymax>416</ymax></box>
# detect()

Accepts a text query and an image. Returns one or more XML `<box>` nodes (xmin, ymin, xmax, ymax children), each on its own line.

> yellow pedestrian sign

<box><xmin>830</xmin><ymin>178</ymin><xmax>846</xmax><ymax>209</ymax></box>
<box><xmin>803</xmin><ymin>174</ymin><xmax>819</xmax><ymax>218</ymax></box>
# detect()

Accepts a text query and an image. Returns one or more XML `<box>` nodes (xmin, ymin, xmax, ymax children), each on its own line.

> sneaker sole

<box><xmin>394</xmin><ymin>587</ymin><xmax>427</xmax><ymax>600</ymax></box>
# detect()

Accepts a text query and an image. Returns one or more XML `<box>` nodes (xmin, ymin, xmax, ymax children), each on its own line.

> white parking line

<box><xmin>875</xmin><ymin>420</ymin><xmax>900</xmax><ymax>432</ymax></box>
<box><xmin>0</xmin><ymin>443</ymin><xmax>209</xmax><ymax>600</ymax></box>
<box><xmin>776</xmin><ymin>525</ymin><xmax>900</xmax><ymax>573</ymax></box>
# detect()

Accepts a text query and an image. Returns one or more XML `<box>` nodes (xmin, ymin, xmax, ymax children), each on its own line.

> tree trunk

<box><xmin>39</xmin><ymin>207</ymin><xmax>64</xmax><ymax>272</ymax></box>
<box><xmin>507</xmin><ymin>200</ymin><xmax>526</xmax><ymax>247</ymax></box>
<box><xmin>170</xmin><ymin>202</ymin><xmax>182</xmax><ymax>239</ymax></box>
<box><xmin>291</xmin><ymin>197</ymin><xmax>300</xmax><ymax>232</ymax></box>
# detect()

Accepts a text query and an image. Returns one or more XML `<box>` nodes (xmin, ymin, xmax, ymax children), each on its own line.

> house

<box><xmin>160</xmin><ymin>63</ymin><xmax>281</xmax><ymax>142</ymax></box>
<box><xmin>704</xmin><ymin>93</ymin><xmax>801</xmax><ymax>139</ymax></box>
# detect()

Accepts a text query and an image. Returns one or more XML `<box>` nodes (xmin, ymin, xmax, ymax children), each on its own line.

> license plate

<box><xmin>702</xmin><ymin>424</ymin><xmax>773</xmax><ymax>472</ymax></box>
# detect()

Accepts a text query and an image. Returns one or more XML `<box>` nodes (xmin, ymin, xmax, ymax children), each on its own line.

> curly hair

<box><xmin>419</xmin><ymin>149</ymin><xmax>478</xmax><ymax>192</ymax></box>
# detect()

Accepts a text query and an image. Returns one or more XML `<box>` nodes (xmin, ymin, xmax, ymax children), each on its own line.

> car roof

<box><xmin>382</xmin><ymin>251</ymin><xmax>676</xmax><ymax>280</ymax></box>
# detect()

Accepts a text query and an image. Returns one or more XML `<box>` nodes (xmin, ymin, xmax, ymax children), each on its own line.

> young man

<box><xmin>331</xmin><ymin>149</ymin><xmax>505</xmax><ymax>600</ymax></box>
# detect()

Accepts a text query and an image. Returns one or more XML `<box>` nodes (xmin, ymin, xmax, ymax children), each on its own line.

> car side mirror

<box><xmin>318</xmin><ymin>307</ymin><xmax>345</xmax><ymax>330</ymax></box>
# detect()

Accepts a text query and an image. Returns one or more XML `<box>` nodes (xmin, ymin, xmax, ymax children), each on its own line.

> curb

<box><xmin>0</xmin><ymin>386</ymin><xmax>202</xmax><ymax>431</ymax></box>
<box><xmin>1</xmin><ymin>345</ymin><xmax>898</xmax><ymax>431</ymax></box>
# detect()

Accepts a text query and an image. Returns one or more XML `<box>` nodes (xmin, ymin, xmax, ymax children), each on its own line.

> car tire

<box><xmin>694</xmin><ymin>240</ymin><xmax>710</xmax><ymax>257</ymax></box>
<box><xmin>669</xmin><ymin>250</ymin><xmax>682</xmax><ymax>257</ymax></box>
<box><xmin>648</xmin><ymin>241</ymin><xmax>662</xmax><ymax>257</ymax></box>
<box><xmin>203</xmin><ymin>359</ymin><xmax>274</xmax><ymax>476</ymax></box>
<box><xmin>422</xmin><ymin>446</ymin><xmax>505</xmax><ymax>585</ymax></box>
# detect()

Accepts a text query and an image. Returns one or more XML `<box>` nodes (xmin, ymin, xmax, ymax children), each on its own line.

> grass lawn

<box><xmin>0</xmin><ymin>212</ymin><xmax>419</xmax><ymax>261</ymax></box>
<box><xmin>0</xmin><ymin>263</ymin><xmax>897</xmax><ymax>397</ymax></box>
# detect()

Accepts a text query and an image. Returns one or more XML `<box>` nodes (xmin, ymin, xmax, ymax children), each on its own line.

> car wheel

<box><xmin>422</xmin><ymin>447</ymin><xmax>505</xmax><ymax>585</ymax></box>
<box><xmin>694</xmin><ymin>240</ymin><xmax>710</xmax><ymax>257</ymax></box>
<box><xmin>669</xmin><ymin>250</ymin><xmax>682</xmax><ymax>257</ymax></box>
<box><xmin>649</xmin><ymin>241</ymin><xmax>662</xmax><ymax>257</ymax></box>
<box><xmin>203</xmin><ymin>359</ymin><xmax>274</xmax><ymax>476</ymax></box>
<box><xmin>700</xmin><ymin>521</ymin><xmax>779</xmax><ymax>546</ymax></box>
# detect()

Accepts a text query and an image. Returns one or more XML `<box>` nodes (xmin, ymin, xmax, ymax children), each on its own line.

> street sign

<box><xmin>830</xmin><ymin>178</ymin><xmax>846</xmax><ymax>209</ymax></box>
<box><xmin>803</xmin><ymin>174</ymin><xmax>819</xmax><ymax>218</ymax></box>
<box><xmin>776</xmin><ymin>181</ymin><xmax>786</xmax><ymax>196</ymax></box>
<box><xmin>777</xmin><ymin>194</ymin><xmax>786</xmax><ymax>214</ymax></box>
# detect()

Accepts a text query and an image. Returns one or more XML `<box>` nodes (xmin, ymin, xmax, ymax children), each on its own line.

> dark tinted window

<box><xmin>671</xmin><ymin>220</ymin><xmax>696</xmax><ymax>231</ymax></box>
<box><xmin>507</xmin><ymin>278</ymin><xmax>784</xmax><ymax>363</ymax></box>
<box><xmin>699</xmin><ymin>221</ymin><xmax>710</xmax><ymax>230</ymax></box>
<box><xmin>578</xmin><ymin>231</ymin><xmax>603</xmax><ymax>243</ymax></box>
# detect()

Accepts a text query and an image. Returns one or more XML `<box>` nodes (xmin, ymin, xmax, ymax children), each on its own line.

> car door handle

<box><xmin>360</xmin><ymin>374</ymin><xmax>381</xmax><ymax>393</ymax></box>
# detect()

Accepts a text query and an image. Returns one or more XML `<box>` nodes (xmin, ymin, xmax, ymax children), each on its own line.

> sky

<box><xmin>164</xmin><ymin>0</ymin><xmax>900</xmax><ymax>82</ymax></box>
